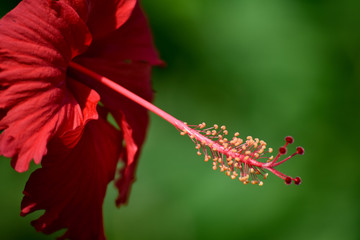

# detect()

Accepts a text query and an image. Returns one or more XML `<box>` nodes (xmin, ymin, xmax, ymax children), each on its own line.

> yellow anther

<box><xmin>244</xmin><ymin>156</ymin><xmax>249</xmax><ymax>161</ymax></box>
<box><xmin>206</xmin><ymin>131</ymin><xmax>211</xmax><ymax>135</ymax></box>
<box><xmin>259</xmin><ymin>181</ymin><xmax>264</xmax><ymax>186</ymax></box>
<box><xmin>239</xmin><ymin>174</ymin><xmax>249</xmax><ymax>182</ymax></box>
<box><xmin>251</xmin><ymin>180</ymin><xmax>259</xmax><ymax>185</ymax></box>
<box><xmin>235</xmin><ymin>157</ymin><xmax>240</xmax><ymax>161</ymax></box>
<box><xmin>212</xmin><ymin>130</ymin><xmax>217</xmax><ymax>135</ymax></box>
<box><xmin>245</xmin><ymin>151</ymin><xmax>251</xmax><ymax>155</ymax></box>
<box><xmin>231</xmin><ymin>175</ymin><xmax>236</xmax><ymax>180</ymax></box>
<box><xmin>250</xmin><ymin>168</ymin><xmax>255</xmax><ymax>174</ymax></box>
<box><xmin>223</xmin><ymin>138</ymin><xmax>228</xmax><ymax>142</ymax></box>
<box><xmin>246</xmin><ymin>136</ymin><xmax>252</xmax><ymax>140</ymax></box>
<box><xmin>263</xmin><ymin>173</ymin><xmax>269</xmax><ymax>179</ymax></box>
<box><xmin>243</xmin><ymin>180</ymin><xmax>249</xmax><ymax>185</ymax></box>
<box><xmin>180</xmin><ymin>131</ymin><xmax>187</xmax><ymax>136</ymax></box>
<box><xmin>268</xmin><ymin>148</ymin><xmax>273</xmax><ymax>153</ymax></box>
<box><xmin>226</xmin><ymin>171</ymin><xmax>231</xmax><ymax>176</ymax></box>
<box><xmin>197</xmin><ymin>151</ymin><xmax>201</xmax><ymax>156</ymax></box>
<box><xmin>234</xmin><ymin>132</ymin><xmax>240</xmax><ymax>137</ymax></box>
<box><xmin>223</xmin><ymin>130</ymin><xmax>228</xmax><ymax>135</ymax></box>
<box><xmin>218</xmin><ymin>158</ymin><xmax>222</xmax><ymax>163</ymax></box>
<box><xmin>228</xmin><ymin>160</ymin><xmax>233</xmax><ymax>165</ymax></box>
<box><xmin>221</xmin><ymin>125</ymin><xmax>226</xmax><ymax>130</ymax></box>
<box><xmin>268</xmin><ymin>155</ymin><xmax>274</xmax><ymax>160</ymax></box>
<box><xmin>255</xmin><ymin>169</ymin><xmax>261</xmax><ymax>175</ymax></box>
<box><xmin>234</xmin><ymin>162</ymin><xmax>239</xmax><ymax>168</ymax></box>
<box><xmin>226</xmin><ymin>156</ymin><xmax>232</xmax><ymax>161</ymax></box>
<box><xmin>213</xmin><ymin>157</ymin><xmax>218</xmax><ymax>162</ymax></box>
<box><xmin>242</xmin><ymin>145</ymin><xmax>247</xmax><ymax>150</ymax></box>
<box><xmin>214</xmin><ymin>124</ymin><xmax>219</xmax><ymax>129</ymax></box>
<box><xmin>254</xmin><ymin>153</ymin><xmax>259</xmax><ymax>158</ymax></box>
<box><xmin>190</xmin><ymin>135</ymin><xmax>195</xmax><ymax>139</ymax></box>
<box><xmin>201</xmin><ymin>140</ymin><xmax>206</xmax><ymax>145</ymax></box>
<box><xmin>184</xmin><ymin>122</ymin><xmax>188</xmax><ymax>125</ymax></box>
<box><xmin>195</xmin><ymin>144</ymin><xmax>201</xmax><ymax>149</ymax></box>
<box><xmin>212</xmin><ymin>166</ymin><xmax>217</xmax><ymax>170</ymax></box>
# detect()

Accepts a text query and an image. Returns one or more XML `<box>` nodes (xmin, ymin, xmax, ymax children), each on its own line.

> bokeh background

<box><xmin>1</xmin><ymin>0</ymin><xmax>359</xmax><ymax>239</ymax></box>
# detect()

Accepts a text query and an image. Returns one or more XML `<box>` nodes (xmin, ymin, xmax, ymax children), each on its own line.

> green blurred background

<box><xmin>1</xmin><ymin>0</ymin><xmax>359</xmax><ymax>239</ymax></box>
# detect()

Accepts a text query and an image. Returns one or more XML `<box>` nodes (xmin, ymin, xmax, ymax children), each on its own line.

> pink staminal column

<box><xmin>68</xmin><ymin>61</ymin><xmax>304</xmax><ymax>186</ymax></box>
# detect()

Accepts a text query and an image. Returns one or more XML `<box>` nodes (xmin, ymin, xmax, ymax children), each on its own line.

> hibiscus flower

<box><xmin>0</xmin><ymin>0</ymin><xmax>304</xmax><ymax>239</ymax></box>
<box><xmin>0</xmin><ymin>0</ymin><xmax>161</xmax><ymax>239</ymax></box>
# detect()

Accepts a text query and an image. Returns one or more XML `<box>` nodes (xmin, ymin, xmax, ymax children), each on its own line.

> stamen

<box><xmin>179</xmin><ymin>125</ymin><xmax>304</xmax><ymax>186</ymax></box>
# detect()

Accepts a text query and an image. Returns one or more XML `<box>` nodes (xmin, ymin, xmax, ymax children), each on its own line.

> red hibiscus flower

<box><xmin>0</xmin><ymin>0</ymin><xmax>161</xmax><ymax>239</ymax></box>
<box><xmin>0</xmin><ymin>0</ymin><xmax>305</xmax><ymax>239</ymax></box>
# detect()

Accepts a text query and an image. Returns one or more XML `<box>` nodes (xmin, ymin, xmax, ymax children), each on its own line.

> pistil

<box><xmin>68</xmin><ymin>61</ymin><xmax>304</xmax><ymax>186</ymax></box>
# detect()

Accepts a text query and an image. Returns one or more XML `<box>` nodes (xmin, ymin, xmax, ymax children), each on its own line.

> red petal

<box><xmin>81</xmin><ymin>2</ymin><xmax>163</xmax><ymax>65</ymax></box>
<box><xmin>115</xmin><ymin>110</ymin><xmax>149</xmax><ymax>206</ymax></box>
<box><xmin>69</xmin><ymin>59</ymin><xmax>153</xmax><ymax>206</ymax></box>
<box><xmin>86</xmin><ymin>0</ymin><xmax>137</xmax><ymax>39</ymax></box>
<box><xmin>0</xmin><ymin>0</ymin><xmax>96</xmax><ymax>172</ymax></box>
<box><xmin>68</xmin><ymin>2</ymin><xmax>162</xmax><ymax>205</ymax></box>
<box><xmin>21</xmin><ymin>116</ymin><xmax>122</xmax><ymax>240</ymax></box>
